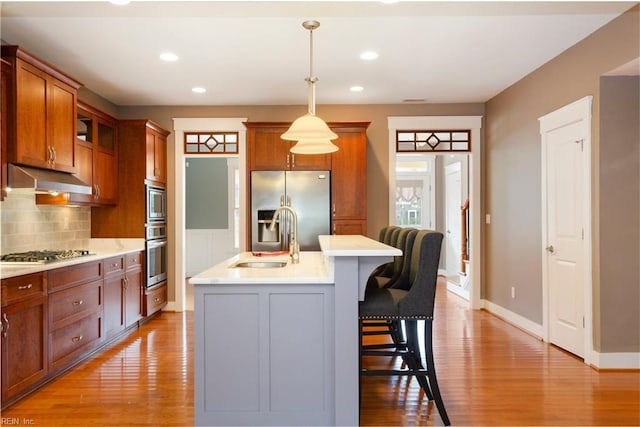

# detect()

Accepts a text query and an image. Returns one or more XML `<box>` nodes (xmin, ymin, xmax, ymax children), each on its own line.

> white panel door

<box><xmin>445</xmin><ymin>162</ymin><xmax>462</xmax><ymax>276</ymax></box>
<box><xmin>546</xmin><ymin>121</ymin><xmax>585</xmax><ymax>357</ymax></box>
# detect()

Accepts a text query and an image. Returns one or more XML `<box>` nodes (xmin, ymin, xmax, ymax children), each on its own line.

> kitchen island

<box><xmin>190</xmin><ymin>235</ymin><xmax>401</xmax><ymax>426</ymax></box>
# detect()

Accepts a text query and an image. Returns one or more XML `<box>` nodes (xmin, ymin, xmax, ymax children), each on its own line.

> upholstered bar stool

<box><xmin>366</xmin><ymin>226</ymin><xmax>399</xmax><ymax>281</ymax></box>
<box><xmin>359</xmin><ymin>229</ymin><xmax>450</xmax><ymax>426</ymax></box>
<box><xmin>362</xmin><ymin>227</ymin><xmax>418</xmax><ymax>346</ymax></box>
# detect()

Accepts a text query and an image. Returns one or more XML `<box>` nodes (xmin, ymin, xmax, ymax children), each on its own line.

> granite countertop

<box><xmin>0</xmin><ymin>238</ymin><xmax>145</xmax><ymax>280</ymax></box>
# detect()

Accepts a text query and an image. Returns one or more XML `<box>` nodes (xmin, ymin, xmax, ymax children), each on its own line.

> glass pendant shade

<box><xmin>290</xmin><ymin>138</ymin><xmax>339</xmax><ymax>154</ymax></box>
<box><xmin>281</xmin><ymin>113</ymin><xmax>338</xmax><ymax>142</ymax></box>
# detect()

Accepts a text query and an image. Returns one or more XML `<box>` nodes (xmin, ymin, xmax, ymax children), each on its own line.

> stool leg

<box><xmin>405</xmin><ymin>320</ymin><xmax>433</xmax><ymax>399</ymax></box>
<box><xmin>424</xmin><ymin>320</ymin><xmax>450</xmax><ymax>426</ymax></box>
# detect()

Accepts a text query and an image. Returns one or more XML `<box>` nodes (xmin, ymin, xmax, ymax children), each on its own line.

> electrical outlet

<box><xmin>511</xmin><ymin>287</ymin><xmax>515</xmax><ymax>299</ymax></box>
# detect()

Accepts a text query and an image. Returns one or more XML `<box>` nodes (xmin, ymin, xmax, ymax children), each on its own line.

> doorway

<box><xmin>388</xmin><ymin>116</ymin><xmax>482</xmax><ymax>309</ymax></box>
<box><xmin>171</xmin><ymin>118</ymin><xmax>248</xmax><ymax>313</ymax></box>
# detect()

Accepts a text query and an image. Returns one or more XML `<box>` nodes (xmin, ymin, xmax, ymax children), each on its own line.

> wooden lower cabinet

<box><xmin>1</xmin><ymin>272</ymin><xmax>48</xmax><ymax>404</ymax></box>
<box><xmin>104</xmin><ymin>252</ymin><xmax>143</xmax><ymax>338</ymax></box>
<box><xmin>1</xmin><ymin>251</ymin><xmax>148</xmax><ymax>409</ymax></box>
<box><xmin>332</xmin><ymin>220</ymin><xmax>367</xmax><ymax>236</ymax></box>
<box><xmin>144</xmin><ymin>282</ymin><xmax>167</xmax><ymax>316</ymax></box>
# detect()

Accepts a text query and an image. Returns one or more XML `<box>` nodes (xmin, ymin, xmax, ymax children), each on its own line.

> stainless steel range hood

<box><xmin>8</xmin><ymin>164</ymin><xmax>92</xmax><ymax>195</ymax></box>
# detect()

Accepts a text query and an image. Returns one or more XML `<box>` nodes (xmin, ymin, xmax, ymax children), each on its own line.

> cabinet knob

<box><xmin>72</xmin><ymin>300</ymin><xmax>84</xmax><ymax>306</ymax></box>
<box><xmin>18</xmin><ymin>283</ymin><xmax>33</xmax><ymax>290</ymax></box>
<box><xmin>72</xmin><ymin>335</ymin><xmax>83</xmax><ymax>343</ymax></box>
<box><xmin>154</xmin><ymin>297</ymin><xmax>161</xmax><ymax>303</ymax></box>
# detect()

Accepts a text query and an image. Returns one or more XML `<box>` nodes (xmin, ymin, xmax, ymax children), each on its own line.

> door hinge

<box><xmin>575</xmin><ymin>139</ymin><xmax>584</xmax><ymax>152</ymax></box>
<box><xmin>582</xmin><ymin>228</ymin><xmax>584</xmax><ymax>240</ymax></box>
<box><xmin>583</xmin><ymin>316</ymin><xmax>585</xmax><ymax>328</ymax></box>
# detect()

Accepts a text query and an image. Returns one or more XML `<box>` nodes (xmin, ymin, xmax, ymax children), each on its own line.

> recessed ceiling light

<box><xmin>159</xmin><ymin>52</ymin><xmax>178</xmax><ymax>62</ymax></box>
<box><xmin>350</xmin><ymin>86</ymin><xmax>364</xmax><ymax>93</ymax></box>
<box><xmin>360</xmin><ymin>51</ymin><xmax>379</xmax><ymax>61</ymax></box>
<box><xmin>192</xmin><ymin>87</ymin><xmax>207</xmax><ymax>94</ymax></box>
<box><xmin>109</xmin><ymin>0</ymin><xmax>130</xmax><ymax>5</ymax></box>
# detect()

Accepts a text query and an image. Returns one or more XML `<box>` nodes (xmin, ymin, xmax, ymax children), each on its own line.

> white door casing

<box><xmin>539</xmin><ymin>96</ymin><xmax>592</xmax><ymax>364</ymax></box>
<box><xmin>445</xmin><ymin>162</ymin><xmax>462</xmax><ymax>276</ymax></box>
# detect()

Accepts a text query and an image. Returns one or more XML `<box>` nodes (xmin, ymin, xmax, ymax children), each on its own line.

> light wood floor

<box><xmin>3</xmin><ymin>280</ymin><xmax>639</xmax><ymax>426</ymax></box>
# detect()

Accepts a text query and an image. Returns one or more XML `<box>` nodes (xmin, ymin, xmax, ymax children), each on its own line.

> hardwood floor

<box><xmin>3</xmin><ymin>281</ymin><xmax>639</xmax><ymax>426</ymax></box>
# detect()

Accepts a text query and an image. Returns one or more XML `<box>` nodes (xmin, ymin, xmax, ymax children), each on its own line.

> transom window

<box><xmin>396</xmin><ymin>130</ymin><xmax>470</xmax><ymax>152</ymax></box>
<box><xmin>184</xmin><ymin>132</ymin><xmax>239</xmax><ymax>154</ymax></box>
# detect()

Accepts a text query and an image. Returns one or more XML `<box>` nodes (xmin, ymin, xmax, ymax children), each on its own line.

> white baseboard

<box><xmin>446</xmin><ymin>281</ymin><xmax>469</xmax><ymax>300</ymax></box>
<box><xmin>482</xmin><ymin>301</ymin><xmax>640</xmax><ymax>369</ymax></box>
<box><xmin>164</xmin><ymin>301</ymin><xmax>180</xmax><ymax>312</ymax></box>
<box><xmin>590</xmin><ymin>351</ymin><xmax>640</xmax><ymax>369</ymax></box>
<box><xmin>481</xmin><ymin>299</ymin><xmax>543</xmax><ymax>339</ymax></box>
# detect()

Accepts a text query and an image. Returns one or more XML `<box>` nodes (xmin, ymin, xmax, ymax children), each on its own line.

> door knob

<box><xmin>545</xmin><ymin>245</ymin><xmax>555</xmax><ymax>253</ymax></box>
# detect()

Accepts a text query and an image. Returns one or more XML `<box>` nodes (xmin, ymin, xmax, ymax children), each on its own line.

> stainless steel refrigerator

<box><xmin>251</xmin><ymin>170</ymin><xmax>330</xmax><ymax>251</ymax></box>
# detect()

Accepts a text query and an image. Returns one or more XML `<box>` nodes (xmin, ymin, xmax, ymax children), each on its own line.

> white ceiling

<box><xmin>0</xmin><ymin>1</ymin><xmax>635</xmax><ymax>106</ymax></box>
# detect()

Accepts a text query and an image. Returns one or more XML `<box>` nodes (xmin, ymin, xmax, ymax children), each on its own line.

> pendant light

<box><xmin>282</xmin><ymin>20</ymin><xmax>339</xmax><ymax>154</ymax></box>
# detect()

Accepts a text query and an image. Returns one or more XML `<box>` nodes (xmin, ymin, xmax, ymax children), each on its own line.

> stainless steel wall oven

<box><xmin>146</xmin><ymin>185</ymin><xmax>166</xmax><ymax>223</ymax></box>
<box><xmin>145</xmin><ymin>185</ymin><xmax>167</xmax><ymax>289</ymax></box>
<box><xmin>146</xmin><ymin>237</ymin><xmax>167</xmax><ymax>287</ymax></box>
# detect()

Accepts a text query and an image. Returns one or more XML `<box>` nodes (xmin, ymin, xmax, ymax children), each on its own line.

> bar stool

<box><xmin>359</xmin><ymin>229</ymin><xmax>450</xmax><ymax>426</ymax></box>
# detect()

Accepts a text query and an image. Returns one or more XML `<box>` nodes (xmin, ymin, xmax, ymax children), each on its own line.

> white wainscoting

<box><xmin>186</xmin><ymin>229</ymin><xmax>238</xmax><ymax>277</ymax></box>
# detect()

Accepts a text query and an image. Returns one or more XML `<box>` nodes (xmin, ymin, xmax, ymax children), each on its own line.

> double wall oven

<box><xmin>145</xmin><ymin>185</ymin><xmax>167</xmax><ymax>288</ymax></box>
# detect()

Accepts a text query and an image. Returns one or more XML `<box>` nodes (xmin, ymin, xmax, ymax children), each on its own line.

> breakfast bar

<box><xmin>190</xmin><ymin>235</ymin><xmax>401</xmax><ymax>426</ymax></box>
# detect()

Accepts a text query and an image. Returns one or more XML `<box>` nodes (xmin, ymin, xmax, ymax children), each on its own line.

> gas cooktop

<box><xmin>0</xmin><ymin>249</ymin><xmax>93</xmax><ymax>265</ymax></box>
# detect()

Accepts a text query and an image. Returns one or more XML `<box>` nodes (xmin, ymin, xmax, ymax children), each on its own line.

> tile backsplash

<box><xmin>0</xmin><ymin>190</ymin><xmax>91</xmax><ymax>254</ymax></box>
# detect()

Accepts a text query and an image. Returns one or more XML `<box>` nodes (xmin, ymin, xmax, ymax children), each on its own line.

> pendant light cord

<box><xmin>304</xmin><ymin>21</ymin><xmax>319</xmax><ymax>116</ymax></box>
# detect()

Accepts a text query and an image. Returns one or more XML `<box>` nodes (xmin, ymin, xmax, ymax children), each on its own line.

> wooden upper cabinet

<box><xmin>1</xmin><ymin>46</ymin><xmax>82</xmax><ymax>173</ymax></box>
<box><xmin>92</xmin><ymin>119</ymin><xmax>169</xmax><ymax>238</ymax></box>
<box><xmin>146</xmin><ymin>125</ymin><xmax>168</xmax><ymax>184</ymax></box>
<box><xmin>1</xmin><ymin>58</ymin><xmax>10</xmax><ymax>200</ymax></box>
<box><xmin>72</xmin><ymin>102</ymin><xmax>118</xmax><ymax>206</ymax></box>
<box><xmin>330</xmin><ymin>123</ymin><xmax>370</xmax><ymax>234</ymax></box>
<box><xmin>245</xmin><ymin>122</ymin><xmax>331</xmax><ymax>171</ymax></box>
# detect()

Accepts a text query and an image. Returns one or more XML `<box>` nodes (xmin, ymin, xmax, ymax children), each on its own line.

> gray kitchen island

<box><xmin>189</xmin><ymin>235</ymin><xmax>400</xmax><ymax>426</ymax></box>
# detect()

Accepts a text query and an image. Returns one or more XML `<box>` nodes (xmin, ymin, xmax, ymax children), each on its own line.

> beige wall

<box><xmin>598</xmin><ymin>75</ymin><xmax>639</xmax><ymax>352</ymax></box>
<box><xmin>484</xmin><ymin>5</ymin><xmax>639</xmax><ymax>351</ymax></box>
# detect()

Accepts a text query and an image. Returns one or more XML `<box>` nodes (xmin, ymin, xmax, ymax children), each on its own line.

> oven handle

<box><xmin>146</xmin><ymin>239</ymin><xmax>167</xmax><ymax>249</ymax></box>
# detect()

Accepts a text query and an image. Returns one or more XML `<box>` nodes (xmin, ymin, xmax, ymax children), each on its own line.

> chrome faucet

<box><xmin>269</xmin><ymin>205</ymin><xmax>300</xmax><ymax>264</ymax></box>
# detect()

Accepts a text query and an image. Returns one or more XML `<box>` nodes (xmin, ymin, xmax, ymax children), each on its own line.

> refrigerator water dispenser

<box><xmin>257</xmin><ymin>209</ymin><xmax>279</xmax><ymax>243</ymax></box>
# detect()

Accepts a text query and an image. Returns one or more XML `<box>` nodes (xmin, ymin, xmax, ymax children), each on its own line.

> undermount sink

<box><xmin>230</xmin><ymin>261</ymin><xmax>288</xmax><ymax>269</ymax></box>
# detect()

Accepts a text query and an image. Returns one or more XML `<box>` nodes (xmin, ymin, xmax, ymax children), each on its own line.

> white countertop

<box><xmin>190</xmin><ymin>235</ymin><xmax>401</xmax><ymax>286</ymax></box>
<box><xmin>319</xmin><ymin>234</ymin><xmax>402</xmax><ymax>257</ymax></box>
<box><xmin>0</xmin><ymin>238</ymin><xmax>145</xmax><ymax>280</ymax></box>
<box><xmin>189</xmin><ymin>251</ymin><xmax>333</xmax><ymax>285</ymax></box>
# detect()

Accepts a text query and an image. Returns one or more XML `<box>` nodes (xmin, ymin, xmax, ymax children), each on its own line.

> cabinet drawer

<box><xmin>50</xmin><ymin>312</ymin><xmax>102</xmax><ymax>368</ymax></box>
<box><xmin>144</xmin><ymin>282</ymin><xmax>167</xmax><ymax>316</ymax></box>
<box><xmin>125</xmin><ymin>252</ymin><xmax>143</xmax><ymax>270</ymax></box>
<box><xmin>104</xmin><ymin>256</ymin><xmax>124</xmax><ymax>275</ymax></box>
<box><xmin>48</xmin><ymin>261</ymin><xmax>102</xmax><ymax>292</ymax></box>
<box><xmin>2</xmin><ymin>273</ymin><xmax>46</xmax><ymax>306</ymax></box>
<box><xmin>50</xmin><ymin>279</ymin><xmax>102</xmax><ymax>329</ymax></box>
